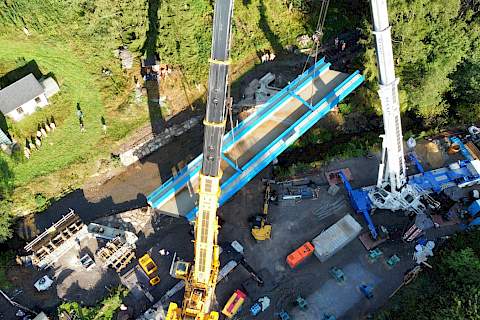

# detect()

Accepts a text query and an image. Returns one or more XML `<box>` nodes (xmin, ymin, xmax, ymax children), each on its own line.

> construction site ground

<box><xmin>2</xmin><ymin>137</ymin><xmax>471</xmax><ymax>319</ymax></box>
<box><xmin>208</xmin><ymin>149</ymin><xmax>462</xmax><ymax>320</ymax></box>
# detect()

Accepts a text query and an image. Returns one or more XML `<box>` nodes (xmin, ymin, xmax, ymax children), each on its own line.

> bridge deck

<box><xmin>147</xmin><ymin>59</ymin><xmax>365</xmax><ymax>221</ymax></box>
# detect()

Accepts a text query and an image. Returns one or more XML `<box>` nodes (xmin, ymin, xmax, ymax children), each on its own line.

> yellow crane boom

<box><xmin>166</xmin><ymin>0</ymin><xmax>234</xmax><ymax>319</ymax></box>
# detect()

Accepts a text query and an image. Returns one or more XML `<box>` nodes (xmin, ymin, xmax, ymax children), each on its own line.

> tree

<box><xmin>57</xmin><ymin>286</ymin><xmax>128</xmax><ymax>320</ymax></box>
<box><xmin>362</xmin><ymin>0</ymin><xmax>478</xmax><ymax>125</ymax></box>
<box><xmin>375</xmin><ymin>230</ymin><xmax>480</xmax><ymax>320</ymax></box>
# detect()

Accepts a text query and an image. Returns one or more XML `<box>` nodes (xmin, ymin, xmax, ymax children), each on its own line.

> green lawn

<box><xmin>0</xmin><ymin>38</ymin><xmax>106</xmax><ymax>184</ymax></box>
<box><xmin>0</xmin><ymin>34</ymin><xmax>151</xmax><ymax>213</ymax></box>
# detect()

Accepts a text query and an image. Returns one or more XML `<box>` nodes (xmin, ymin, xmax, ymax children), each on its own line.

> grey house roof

<box><xmin>40</xmin><ymin>77</ymin><xmax>60</xmax><ymax>97</ymax></box>
<box><xmin>0</xmin><ymin>73</ymin><xmax>44</xmax><ymax>114</ymax></box>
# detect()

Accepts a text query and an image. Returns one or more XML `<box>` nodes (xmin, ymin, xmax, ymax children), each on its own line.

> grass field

<box><xmin>0</xmin><ymin>33</ymin><xmax>151</xmax><ymax>213</ymax></box>
<box><xmin>0</xmin><ymin>38</ymin><xmax>106</xmax><ymax>183</ymax></box>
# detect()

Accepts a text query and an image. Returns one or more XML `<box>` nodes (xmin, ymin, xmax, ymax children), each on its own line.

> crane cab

<box><xmin>172</xmin><ymin>260</ymin><xmax>190</xmax><ymax>280</ymax></box>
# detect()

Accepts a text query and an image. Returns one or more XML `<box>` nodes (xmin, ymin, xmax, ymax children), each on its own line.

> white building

<box><xmin>0</xmin><ymin>73</ymin><xmax>60</xmax><ymax>122</ymax></box>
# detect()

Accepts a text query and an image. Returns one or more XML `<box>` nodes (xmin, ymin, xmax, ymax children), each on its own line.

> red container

<box><xmin>286</xmin><ymin>241</ymin><xmax>314</xmax><ymax>269</ymax></box>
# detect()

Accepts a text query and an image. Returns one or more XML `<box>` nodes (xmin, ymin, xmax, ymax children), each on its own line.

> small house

<box><xmin>0</xmin><ymin>73</ymin><xmax>60</xmax><ymax>122</ymax></box>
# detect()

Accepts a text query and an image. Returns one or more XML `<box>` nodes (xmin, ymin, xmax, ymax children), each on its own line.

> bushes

<box><xmin>57</xmin><ymin>286</ymin><xmax>128</xmax><ymax>320</ymax></box>
<box><xmin>375</xmin><ymin>230</ymin><xmax>480</xmax><ymax>320</ymax></box>
<box><xmin>34</xmin><ymin>193</ymin><xmax>49</xmax><ymax>211</ymax></box>
<box><xmin>0</xmin><ymin>250</ymin><xmax>14</xmax><ymax>289</ymax></box>
<box><xmin>275</xmin><ymin>132</ymin><xmax>380</xmax><ymax>179</ymax></box>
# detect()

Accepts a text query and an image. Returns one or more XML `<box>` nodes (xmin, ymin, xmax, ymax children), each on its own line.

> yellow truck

<box><xmin>222</xmin><ymin>289</ymin><xmax>247</xmax><ymax>319</ymax></box>
<box><xmin>139</xmin><ymin>253</ymin><xmax>160</xmax><ymax>286</ymax></box>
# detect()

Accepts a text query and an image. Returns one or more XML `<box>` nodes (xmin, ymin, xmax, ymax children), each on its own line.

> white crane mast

<box><xmin>371</xmin><ymin>0</ymin><xmax>406</xmax><ymax>190</ymax></box>
<box><xmin>368</xmin><ymin>0</ymin><xmax>425</xmax><ymax>214</ymax></box>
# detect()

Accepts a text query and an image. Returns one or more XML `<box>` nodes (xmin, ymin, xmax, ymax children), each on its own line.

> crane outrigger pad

<box><xmin>147</xmin><ymin>58</ymin><xmax>364</xmax><ymax>221</ymax></box>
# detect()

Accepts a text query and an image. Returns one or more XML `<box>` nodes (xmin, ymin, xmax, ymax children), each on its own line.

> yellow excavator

<box><xmin>166</xmin><ymin>0</ymin><xmax>233</xmax><ymax>319</ymax></box>
<box><xmin>251</xmin><ymin>182</ymin><xmax>272</xmax><ymax>241</ymax></box>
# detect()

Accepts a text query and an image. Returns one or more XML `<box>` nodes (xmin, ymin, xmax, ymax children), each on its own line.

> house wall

<box><xmin>6</xmin><ymin>93</ymin><xmax>49</xmax><ymax>122</ymax></box>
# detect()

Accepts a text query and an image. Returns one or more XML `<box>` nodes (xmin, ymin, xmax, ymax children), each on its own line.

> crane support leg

<box><xmin>339</xmin><ymin>171</ymin><xmax>378</xmax><ymax>239</ymax></box>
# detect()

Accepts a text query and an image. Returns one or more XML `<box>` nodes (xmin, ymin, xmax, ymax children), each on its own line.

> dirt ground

<box><xmin>2</xmin><ymin>138</ymin><xmax>474</xmax><ymax>320</ymax></box>
<box><xmin>157</xmin><ymin>146</ymin><xmax>466</xmax><ymax>320</ymax></box>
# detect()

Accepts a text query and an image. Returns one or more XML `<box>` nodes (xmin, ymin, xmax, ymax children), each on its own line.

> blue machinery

<box><xmin>339</xmin><ymin>171</ymin><xmax>378</xmax><ymax>239</ymax></box>
<box><xmin>340</xmin><ymin>151</ymin><xmax>480</xmax><ymax>239</ymax></box>
<box><xmin>147</xmin><ymin>59</ymin><xmax>365</xmax><ymax>221</ymax></box>
<box><xmin>449</xmin><ymin>136</ymin><xmax>474</xmax><ymax>161</ymax></box>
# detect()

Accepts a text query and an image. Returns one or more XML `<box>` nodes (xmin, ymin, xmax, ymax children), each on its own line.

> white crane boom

<box><xmin>368</xmin><ymin>0</ymin><xmax>425</xmax><ymax>215</ymax></box>
<box><xmin>371</xmin><ymin>0</ymin><xmax>406</xmax><ymax>190</ymax></box>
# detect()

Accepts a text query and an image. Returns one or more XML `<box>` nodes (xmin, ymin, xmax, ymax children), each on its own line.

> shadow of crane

<box><xmin>258</xmin><ymin>0</ymin><xmax>283</xmax><ymax>54</ymax></box>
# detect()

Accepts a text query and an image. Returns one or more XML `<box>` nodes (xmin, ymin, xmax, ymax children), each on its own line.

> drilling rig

<box><xmin>166</xmin><ymin>0</ymin><xmax>233</xmax><ymax>319</ymax></box>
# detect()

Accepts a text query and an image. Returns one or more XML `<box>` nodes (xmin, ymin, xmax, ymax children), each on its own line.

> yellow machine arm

<box><xmin>166</xmin><ymin>0</ymin><xmax>234</xmax><ymax>319</ymax></box>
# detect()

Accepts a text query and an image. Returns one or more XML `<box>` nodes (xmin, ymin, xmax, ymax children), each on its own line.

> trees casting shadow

<box><xmin>258</xmin><ymin>0</ymin><xmax>283</xmax><ymax>53</ymax></box>
<box><xmin>140</xmin><ymin>0</ymin><xmax>167</xmax><ymax>135</ymax></box>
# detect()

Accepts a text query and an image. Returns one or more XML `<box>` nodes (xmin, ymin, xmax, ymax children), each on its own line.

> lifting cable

<box><xmin>302</xmin><ymin>0</ymin><xmax>330</xmax><ymax>75</ymax></box>
<box><xmin>225</xmin><ymin>20</ymin><xmax>240</xmax><ymax>169</ymax></box>
<box><xmin>224</xmin><ymin>1</ymin><xmax>329</xmax><ymax>166</ymax></box>
<box><xmin>302</xmin><ymin>0</ymin><xmax>330</xmax><ymax>107</ymax></box>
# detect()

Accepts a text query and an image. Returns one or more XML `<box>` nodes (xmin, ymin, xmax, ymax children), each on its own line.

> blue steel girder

<box><xmin>147</xmin><ymin>59</ymin><xmax>365</xmax><ymax>222</ymax></box>
<box><xmin>288</xmin><ymin>92</ymin><xmax>315</xmax><ymax>110</ymax></box>
<box><xmin>221</xmin><ymin>154</ymin><xmax>242</xmax><ymax>173</ymax></box>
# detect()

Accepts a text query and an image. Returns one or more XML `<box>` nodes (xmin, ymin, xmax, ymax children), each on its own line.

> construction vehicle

<box><xmin>251</xmin><ymin>182</ymin><xmax>272</xmax><ymax>240</ymax></box>
<box><xmin>139</xmin><ymin>253</ymin><xmax>160</xmax><ymax>286</ymax></box>
<box><xmin>165</xmin><ymin>0</ymin><xmax>233</xmax><ymax>319</ymax></box>
<box><xmin>339</xmin><ymin>0</ymin><xmax>430</xmax><ymax>240</ymax></box>
<box><xmin>221</xmin><ymin>289</ymin><xmax>247</xmax><ymax>319</ymax></box>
